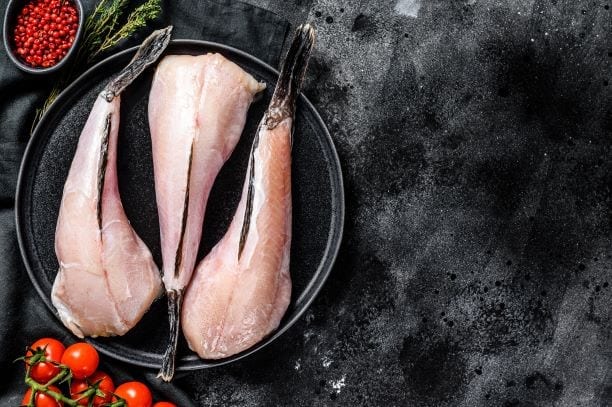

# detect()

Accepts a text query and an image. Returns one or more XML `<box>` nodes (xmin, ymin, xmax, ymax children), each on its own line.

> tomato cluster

<box><xmin>21</xmin><ymin>337</ymin><xmax>176</xmax><ymax>407</ymax></box>
<box><xmin>11</xmin><ymin>0</ymin><xmax>79</xmax><ymax>68</ymax></box>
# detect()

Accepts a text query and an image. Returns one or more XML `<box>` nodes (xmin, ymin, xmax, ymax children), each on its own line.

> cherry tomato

<box><xmin>114</xmin><ymin>381</ymin><xmax>153</xmax><ymax>407</ymax></box>
<box><xmin>22</xmin><ymin>386</ymin><xmax>64</xmax><ymax>407</ymax></box>
<box><xmin>89</xmin><ymin>371</ymin><xmax>115</xmax><ymax>405</ymax></box>
<box><xmin>70</xmin><ymin>371</ymin><xmax>115</xmax><ymax>406</ymax></box>
<box><xmin>153</xmin><ymin>402</ymin><xmax>177</xmax><ymax>407</ymax></box>
<box><xmin>60</xmin><ymin>342</ymin><xmax>99</xmax><ymax>379</ymax></box>
<box><xmin>69</xmin><ymin>380</ymin><xmax>89</xmax><ymax>406</ymax></box>
<box><xmin>26</xmin><ymin>338</ymin><xmax>65</xmax><ymax>383</ymax></box>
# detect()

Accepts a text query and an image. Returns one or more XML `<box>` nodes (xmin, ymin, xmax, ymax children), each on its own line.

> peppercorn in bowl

<box><xmin>3</xmin><ymin>0</ymin><xmax>83</xmax><ymax>74</ymax></box>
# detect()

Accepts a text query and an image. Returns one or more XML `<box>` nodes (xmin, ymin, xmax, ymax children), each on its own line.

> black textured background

<box><xmin>185</xmin><ymin>0</ymin><xmax>610</xmax><ymax>405</ymax></box>
<box><xmin>2</xmin><ymin>0</ymin><xmax>611</xmax><ymax>405</ymax></box>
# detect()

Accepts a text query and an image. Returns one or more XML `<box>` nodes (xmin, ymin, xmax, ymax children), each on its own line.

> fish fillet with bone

<box><xmin>52</xmin><ymin>27</ymin><xmax>172</xmax><ymax>337</ymax></box>
<box><xmin>182</xmin><ymin>25</ymin><xmax>315</xmax><ymax>360</ymax></box>
<box><xmin>149</xmin><ymin>53</ymin><xmax>265</xmax><ymax>380</ymax></box>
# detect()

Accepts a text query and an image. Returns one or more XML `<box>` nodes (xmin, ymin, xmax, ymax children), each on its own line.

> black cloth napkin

<box><xmin>0</xmin><ymin>0</ymin><xmax>288</xmax><ymax>404</ymax></box>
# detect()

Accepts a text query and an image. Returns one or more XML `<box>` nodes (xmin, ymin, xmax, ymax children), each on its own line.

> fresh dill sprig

<box><xmin>32</xmin><ymin>0</ymin><xmax>162</xmax><ymax>131</ymax></box>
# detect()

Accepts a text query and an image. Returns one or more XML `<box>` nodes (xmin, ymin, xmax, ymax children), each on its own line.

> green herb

<box><xmin>32</xmin><ymin>0</ymin><xmax>162</xmax><ymax>131</ymax></box>
<box><xmin>100</xmin><ymin>0</ymin><xmax>162</xmax><ymax>52</ymax></box>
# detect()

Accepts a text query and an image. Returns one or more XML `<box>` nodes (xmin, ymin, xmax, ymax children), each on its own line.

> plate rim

<box><xmin>15</xmin><ymin>39</ymin><xmax>345</xmax><ymax>371</ymax></box>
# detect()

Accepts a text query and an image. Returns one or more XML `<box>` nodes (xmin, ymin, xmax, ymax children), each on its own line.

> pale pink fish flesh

<box><xmin>148</xmin><ymin>53</ymin><xmax>265</xmax><ymax>380</ymax></box>
<box><xmin>182</xmin><ymin>24</ymin><xmax>316</xmax><ymax>359</ymax></box>
<box><xmin>52</xmin><ymin>27</ymin><xmax>172</xmax><ymax>338</ymax></box>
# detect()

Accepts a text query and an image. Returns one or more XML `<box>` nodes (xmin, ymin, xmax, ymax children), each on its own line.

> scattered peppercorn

<box><xmin>12</xmin><ymin>0</ymin><xmax>79</xmax><ymax>68</ymax></box>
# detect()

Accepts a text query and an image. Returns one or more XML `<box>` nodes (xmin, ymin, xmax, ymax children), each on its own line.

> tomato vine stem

<box><xmin>23</xmin><ymin>365</ymin><xmax>127</xmax><ymax>406</ymax></box>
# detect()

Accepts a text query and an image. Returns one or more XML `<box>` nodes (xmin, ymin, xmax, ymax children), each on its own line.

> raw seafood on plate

<box><xmin>51</xmin><ymin>23</ymin><xmax>317</xmax><ymax>382</ymax></box>
<box><xmin>52</xmin><ymin>27</ymin><xmax>172</xmax><ymax>338</ymax></box>
<box><xmin>182</xmin><ymin>24</ymin><xmax>316</xmax><ymax>361</ymax></box>
<box><xmin>149</xmin><ymin>52</ymin><xmax>265</xmax><ymax>380</ymax></box>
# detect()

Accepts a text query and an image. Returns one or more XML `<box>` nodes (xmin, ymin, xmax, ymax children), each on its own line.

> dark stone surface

<box><xmin>0</xmin><ymin>0</ymin><xmax>609</xmax><ymax>405</ymax></box>
<box><xmin>172</xmin><ymin>0</ymin><xmax>612</xmax><ymax>405</ymax></box>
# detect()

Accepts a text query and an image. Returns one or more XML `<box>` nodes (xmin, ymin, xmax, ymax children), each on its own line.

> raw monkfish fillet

<box><xmin>182</xmin><ymin>24</ymin><xmax>316</xmax><ymax>359</ymax></box>
<box><xmin>52</xmin><ymin>27</ymin><xmax>172</xmax><ymax>338</ymax></box>
<box><xmin>148</xmin><ymin>53</ymin><xmax>265</xmax><ymax>380</ymax></box>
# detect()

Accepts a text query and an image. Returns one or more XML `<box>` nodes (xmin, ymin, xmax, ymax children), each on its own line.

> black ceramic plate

<box><xmin>15</xmin><ymin>40</ymin><xmax>344</xmax><ymax>371</ymax></box>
